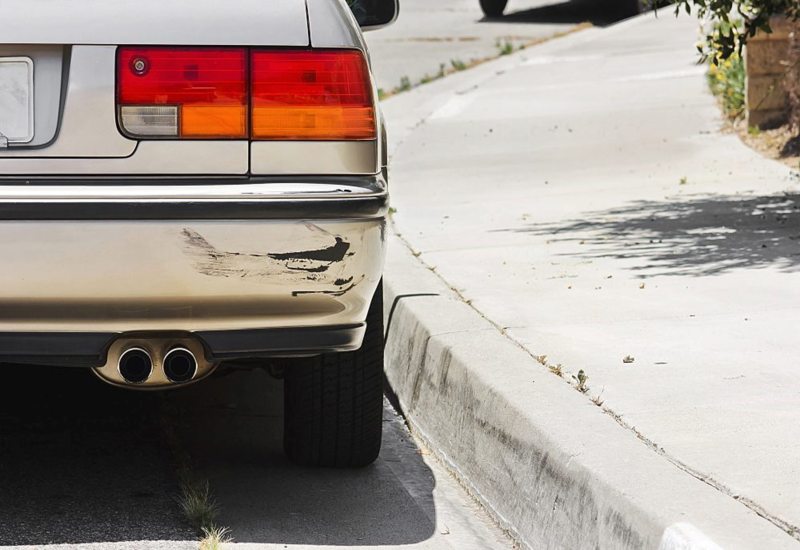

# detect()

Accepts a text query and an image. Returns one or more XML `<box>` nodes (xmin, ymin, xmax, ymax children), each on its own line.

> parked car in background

<box><xmin>0</xmin><ymin>0</ymin><xmax>397</xmax><ymax>468</ymax></box>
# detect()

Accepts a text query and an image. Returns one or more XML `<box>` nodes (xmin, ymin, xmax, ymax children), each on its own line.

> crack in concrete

<box><xmin>603</xmin><ymin>410</ymin><xmax>800</xmax><ymax>542</ymax></box>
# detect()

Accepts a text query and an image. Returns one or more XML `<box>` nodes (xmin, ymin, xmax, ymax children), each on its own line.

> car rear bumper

<box><xmin>0</xmin><ymin>175</ymin><xmax>387</xmax><ymax>366</ymax></box>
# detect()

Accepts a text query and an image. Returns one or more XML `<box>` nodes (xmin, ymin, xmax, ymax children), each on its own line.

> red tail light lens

<box><xmin>117</xmin><ymin>47</ymin><xmax>247</xmax><ymax>139</ymax></box>
<box><xmin>251</xmin><ymin>50</ymin><xmax>376</xmax><ymax>141</ymax></box>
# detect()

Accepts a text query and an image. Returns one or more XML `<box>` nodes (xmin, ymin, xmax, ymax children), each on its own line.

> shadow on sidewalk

<box><xmin>504</xmin><ymin>192</ymin><xmax>800</xmax><ymax>277</ymax></box>
<box><xmin>481</xmin><ymin>0</ymin><xmax>646</xmax><ymax>27</ymax></box>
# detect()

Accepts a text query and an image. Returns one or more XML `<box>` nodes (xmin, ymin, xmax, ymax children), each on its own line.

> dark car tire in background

<box><xmin>619</xmin><ymin>0</ymin><xmax>668</xmax><ymax>17</ymax></box>
<box><xmin>480</xmin><ymin>0</ymin><xmax>508</xmax><ymax>17</ymax></box>
<box><xmin>621</xmin><ymin>0</ymin><xmax>645</xmax><ymax>16</ymax></box>
<box><xmin>283</xmin><ymin>282</ymin><xmax>385</xmax><ymax>468</ymax></box>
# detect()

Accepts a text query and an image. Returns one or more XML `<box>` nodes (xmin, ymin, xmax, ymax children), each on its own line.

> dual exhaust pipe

<box><xmin>118</xmin><ymin>346</ymin><xmax>198</xmax><ymax>385</ymax></box>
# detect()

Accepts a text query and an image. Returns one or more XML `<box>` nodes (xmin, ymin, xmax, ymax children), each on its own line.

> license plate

<box><xmin>0</xmin><ymin>57</ymin><xmax>34</xmax><ymax>144</ymax></box>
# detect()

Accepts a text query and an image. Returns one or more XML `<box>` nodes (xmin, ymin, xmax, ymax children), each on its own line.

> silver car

<box><xmin>0</xmin><ymin>0</ymin><xmax>397</xmax><ymax>467</ymax></box>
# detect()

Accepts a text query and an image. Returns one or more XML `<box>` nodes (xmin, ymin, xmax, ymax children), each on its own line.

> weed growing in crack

<box><xmin>160</xmin><ymin>402</ymin><xmax>232</xmax><ymax>549</ymax></box>
<box><xmin>451</xmin><ymin>58</ymin><xmax>467</xmax><ymax>71</ymax></box>
<box><xmin>496</xmin><ymin>39</ymin><xmax>514</xmax><ymax>56</ymax></box>
<box><xmin>573</xmin><ymin>370</ymin><xmax>589</xmax><ymax>393</ymax></box>
<box><xmin>397</xmin><ymin>76</ymin><xmax>412</xmax><ymax>93</ymax></box>
<box><xmin>549</xmin><ymin>364</ymin><xmax>564</xmax><ymax>377</ymax></box>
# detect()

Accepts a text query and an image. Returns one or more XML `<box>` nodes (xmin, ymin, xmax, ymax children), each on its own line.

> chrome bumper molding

<box><xmin>0</xmin><ymin>175</ymin><xmax>388</xmax><ymax>220</ymax></box>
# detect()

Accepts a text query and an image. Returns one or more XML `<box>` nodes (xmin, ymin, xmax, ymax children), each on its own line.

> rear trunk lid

<box><xmin>0</xmin><ymin>0</ymin><xmax>310</xmax><ymax>175</ymax></box>
<box><xmin>0</xmin><ymin>0</ymin><xmax>310</xmax><ymax>47</ymax></box>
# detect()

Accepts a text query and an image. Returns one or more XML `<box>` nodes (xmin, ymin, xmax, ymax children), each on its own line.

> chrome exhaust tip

<box><xmin>118</xmin><ymin>348</ymin><xmax>153</xmax><ymax>384</ymax></box>
<box><xmin>163</xmin><ymin>347</ymin><xmax>198</xmax><ymax>383</ymax></box>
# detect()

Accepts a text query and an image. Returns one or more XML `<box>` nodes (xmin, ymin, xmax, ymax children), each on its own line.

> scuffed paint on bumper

<box><xmin>0</xmin><ymin>177</ymin><xmax>387</xmax><ymax>364</ymax></box>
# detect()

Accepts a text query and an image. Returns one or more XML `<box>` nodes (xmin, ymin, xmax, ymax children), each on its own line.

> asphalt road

<box><xmin>0</xmin><ymin>367</ymin><xmax>196</xmax><ymax>550</ymax></box>
<box><xmin>365</xmin><ymin>0</ymin><xmax>639</xmax><ymax>91</ymax></box>
<box><xmin>171</xmin><ymin>369</ymin><xmax>511</xmax><ymax>549</ymax></box>
<box><xmin>0</xmin><ymin>366</ymin><xmax>510</xmax><ymax>550</ymax></box>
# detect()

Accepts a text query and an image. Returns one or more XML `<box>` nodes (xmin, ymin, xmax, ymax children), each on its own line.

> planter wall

<box><xmin>746</xmin><ymin>16</ymin><xmax>791</xmax><ymax>128</ymax></box>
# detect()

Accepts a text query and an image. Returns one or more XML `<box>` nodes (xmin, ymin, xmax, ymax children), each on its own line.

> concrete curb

<box><xmin>383</xmin><ymin>235</ymin><xmax>798</xmax><ymax>550</ymax></box>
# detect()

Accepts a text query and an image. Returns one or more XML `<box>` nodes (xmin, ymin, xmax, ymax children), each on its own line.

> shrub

<box><xmin>707</xmin><ymin>54</ymin><xmax>746</xmax><ymax>119</ymax></box>
<box><xmin>675</xmin><ymin>2</ymin><xmax>799</xmax><ymax>133</ymax></box>
<box><xmin>673</xmin><ymin>1</ymin><xmax>799</xmax><ymax>61</ymax></box>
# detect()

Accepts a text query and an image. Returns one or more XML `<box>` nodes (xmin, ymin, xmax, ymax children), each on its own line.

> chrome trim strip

<box><xmin>0</xmin><ymin>176</ymin><xmax>389</xmax><ymax>220</ymax></box>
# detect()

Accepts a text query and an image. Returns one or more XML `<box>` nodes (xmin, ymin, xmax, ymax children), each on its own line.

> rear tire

<box><xmin>480</xmin><ymin>0</ymin><xmax>508</xmax><ymax>17</ymax></box>
<box><xmin>283</xmin><ymin>282</ymin><xmax>384</xmax><ymax>468</ymax></box>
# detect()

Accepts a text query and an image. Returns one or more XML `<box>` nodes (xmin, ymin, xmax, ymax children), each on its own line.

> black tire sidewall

<box><xmin>479</xmin><ymin>0</ymin><xmax>508</xmax><ymax>17</ymax></box>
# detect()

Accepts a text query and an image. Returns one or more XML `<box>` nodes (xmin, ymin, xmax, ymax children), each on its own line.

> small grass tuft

<box><xmin>200</xmin><ymin>525</ymin><xmax>233</xmax><ymax>550</ymax></box>
<box><xmin>534</xmin><ymin>354</ymin><xmax>564</xmax><ymax>377</ymax></box>
<box><xmin>179</xmin><ymin>479</ymin><xmax>218</xmax><ymax>530</ymax></box>
<box><xmin>160</xmin><ymin>402</ymin><xmax>232</xmax><ymax>550</ymax></box>
<box><xmin>397</xmin><ymin>76</ymin><xmax>412</xmax><ymax>93</ymax></box>
<box><xmin>450</xmin><ymin>58</ymin><xmax>467</xmax><ymax>72</ymax></box>
<box><xmin>496</xmin><ymin>39</ymin><xmax>514</xmax><ymax>56</ymax></box>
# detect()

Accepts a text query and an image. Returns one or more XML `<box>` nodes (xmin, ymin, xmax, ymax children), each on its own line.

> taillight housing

<box><xmin>117</xmin><ymin>47</ymin><xmax>376</xmax><ymax>142</ymax></box>
<box><xmin>117</xmin><ymin>47</ymin><xmax>248</xmax><ymax>139</ymax></box>
<box><xmin>251</xmin><ymin>50</ymin><xmax>375</xmax><ymax>140</ymax></box>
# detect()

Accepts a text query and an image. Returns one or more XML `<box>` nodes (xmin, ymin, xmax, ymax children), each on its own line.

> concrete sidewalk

<box><xmin>382</xmin><ymin>10</ymin><xmax>800</xmax><ymax>550</ymax></box>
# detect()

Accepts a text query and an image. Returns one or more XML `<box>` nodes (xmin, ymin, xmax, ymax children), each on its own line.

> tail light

<box><xmin>117</xmin><ymin>47</ymin><xmax>247</xmax><ymax>139</ymax></box>
<box><xmin>251</xmin><ymin>50</ymin><xmax>375</xmax><ymax>140</ymax></box>
<box><xmin>117</xmin><ymin>48</ymin><xmax>376</xmax><ymax>141</ymax></box>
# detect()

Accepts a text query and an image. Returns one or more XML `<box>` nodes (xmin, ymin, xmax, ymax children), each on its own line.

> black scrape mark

<box><xmin>181</xmin><ymin>228</ymin><xmax>352</xmax><ymax>280</ymax></box>
<box><xmin>290</xmin><ymin>264</ymin><xmax>329</xmax><ymax>274</ymax></box>
<box><xmin>182</xmin><ymin>228</ymin><xmax>218</xmax><ymax>255</ymax></box>
<box><xmin>268</xmin><ymin>237</ymin><xmax>350</xmax><ymax>263</ymax></box>
<box><xmin>181</xmin><ymin>228</ymin><xmax>247</xmax><ymax>277</ymax></box>
<box><xmin>334</xmin><ymin>276</ymin><xmax>354</xmax><ymax>286</ymax></box>
<box><xmin>292</xmin><ymin>275</ymin><xmax>364</xmax><ymax>297</ymax></box>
